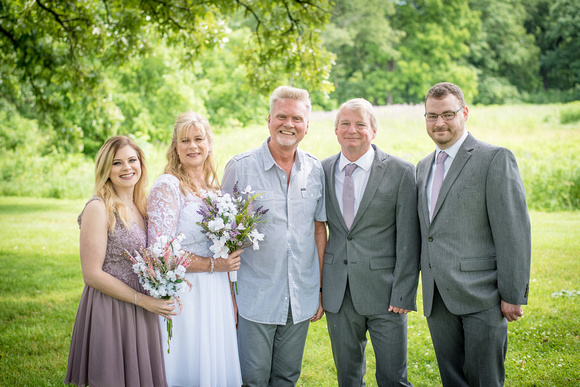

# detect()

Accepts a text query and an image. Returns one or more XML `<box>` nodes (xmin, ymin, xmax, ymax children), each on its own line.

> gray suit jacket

<box><xmin>416</xmin><ymin>133</ymin><xmax>531</xmax><ymax>317</ymax></box>
<box><xmin>322</xmin><ymin>145</ymin><xmax>420</xmax><ymax>315</ymax></box>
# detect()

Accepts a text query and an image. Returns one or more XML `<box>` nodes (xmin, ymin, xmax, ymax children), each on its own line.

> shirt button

<box><xmin>343</xmin><ymin>260</ymin><xmax>348</xmax><ymax>265</ymax></box>
<box><xmin>428</xmin><ymin>237</ymin><xmax>433</xmax><ymax>242</ymax></box>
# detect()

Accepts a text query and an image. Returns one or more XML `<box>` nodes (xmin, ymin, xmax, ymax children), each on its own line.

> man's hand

<box><xmin>311</xmin><ymin>293</ymin><xmax>324</xmax><ymax>322</ymax></box>
<box><xmin>501</xmin><ymin>301</ymin><xmax>524</xmax><ymax>322</ymax></box>
<box><xmin>388</xmin><ymin>305</ymin><xmax>411</xmax><ymax>314</ymax></box>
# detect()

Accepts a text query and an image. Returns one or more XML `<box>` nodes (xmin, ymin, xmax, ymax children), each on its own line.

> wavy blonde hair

<box><xmin>164</xmin><ymin>111</ymin><xmax>219</xmax><ymax>196</ymax></box>
<box><xmin>270</xmin><ymin>85</ymin><xmax>312</xmax><ymax>120</ymax></box>
<box><xmin>94</xmin><ymin>135</ymin><xmax>148</xmax><ymax>233</ymax></box>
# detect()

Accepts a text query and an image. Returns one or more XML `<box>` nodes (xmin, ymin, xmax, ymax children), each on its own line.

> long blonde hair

<box><xmin>94</xmin><ymin>135</ymin><xmax>148</xmax><ymax>232</ymax></box>
<box><xmin>165</xmin><ymin>111</ymin><xmax>219</xmax><ymax>196</ymax></box>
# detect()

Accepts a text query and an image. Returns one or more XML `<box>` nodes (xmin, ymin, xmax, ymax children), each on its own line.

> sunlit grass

<box><xmin>0</xmin><ymin>197</ymin><xmax>578</xmax><ymax>386</ymax></box>
<box><xmin>1</xmin><ymin>103</ymin><xmax>579</xmax><ymax>385</ymax></box>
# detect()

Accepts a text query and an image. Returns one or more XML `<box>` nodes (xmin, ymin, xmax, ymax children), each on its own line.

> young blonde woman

<box><xmin>147</xmin><ymin>112</ymin><xmax>243</xmax><ymax>386</ymax></box>
<box><xmin>65</xmin><ymin>136</ymin><xmax>177</xmax><ymax>387</ymax></box>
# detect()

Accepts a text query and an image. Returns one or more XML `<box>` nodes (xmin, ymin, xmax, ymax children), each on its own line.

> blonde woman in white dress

<box><xmin>147</xmin><ymin>112</ymin><xmax>243</xmax><ymax>386</ymax></box>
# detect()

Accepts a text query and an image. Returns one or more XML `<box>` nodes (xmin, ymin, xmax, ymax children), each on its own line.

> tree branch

<box><xmin>282</xmin><ymin>0</ymin><xmax>300</xmax><ymax>35</ymax></box>
<box><xmin>0</xmin><ymin>23</ymin><xmax>19</xmax><ymax>50</ymax></box>
<box><xmin>235</xmin><ymin>0</ymin><xmax>263</xmax><ymax>46</ymax></box>
<box><xmin>35</xmin><ymin>0</ymin><xmax>70</xmax><ymax>32</ymax></box>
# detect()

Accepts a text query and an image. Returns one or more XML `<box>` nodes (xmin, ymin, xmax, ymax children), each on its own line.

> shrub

<box><xmin>560</xmin><ymin>101</ymin><xmax>580</xmax><ymax>124</ymax></box>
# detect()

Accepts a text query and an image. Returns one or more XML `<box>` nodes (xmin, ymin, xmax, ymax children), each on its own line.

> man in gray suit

<box><xmin>322</xmin><ymin>98</ymin><xmax>420</xmax><ymax>386</ymax></box>
<box><xmin>416</xmin><ymin>82</ymin><xmax>531</xmax><ymax>386</ymax></box>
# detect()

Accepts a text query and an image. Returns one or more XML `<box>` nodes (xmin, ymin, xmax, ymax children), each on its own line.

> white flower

<box><xmin>209</xmin><ymin>239</ymin><xmax>229</xmax><ymax>259</ymax></box>
<box><xmin>237</xmin><ymin>222</ymin><xmax>246</xmax><ymax>231</ymax></box>
<box><xmin>242</xmin><ymin>185</ymin><xmax>254</xmax><ymax>195</ymax></box>
<box><xmin>206</xmin><ymin>190</ymin><xmax>220</xmax><ymax>201</ymax></box>
<box><xmin>175</xmin><ymin>265</ymin><xmax>186</xmax><ymax>277</ymax></box>
<box><xmin>249</xmin><ymin>229</ymin><xmax>264</xmax><ymax>250</ymax></box>
<box><xmin>208</xmin><ymin>218</ymin><xmax>225</xmax><ymax>231</ymax></box>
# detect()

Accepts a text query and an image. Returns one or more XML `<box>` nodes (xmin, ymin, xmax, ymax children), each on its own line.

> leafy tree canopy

<box><xmin>0</xmin><ymin>0</ymin><xmax>334</xmax><ymax>152</ymax></box>
<box><xmin>467</xmin><ymin>0</ymin><xmax>541</xmax><ymax>104</ymax></box>
<box><xmin>325</xmin><ymin>0</ymin><xmax>479</xmax><ymax>105</ymax></box>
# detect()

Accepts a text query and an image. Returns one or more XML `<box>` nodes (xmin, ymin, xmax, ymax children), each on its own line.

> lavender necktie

<box><xmin>430</xmin><ymin>151</ymin><xmax>448</xmax><ymax>220</ymax></box>
<box><xmin>343</xmin><ymin>163</ymin><xmax>358</xmax><ymax>229</ymax></box>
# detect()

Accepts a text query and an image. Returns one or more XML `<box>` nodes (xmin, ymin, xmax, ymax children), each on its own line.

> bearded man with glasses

<box><xmin>416</xmin><ymin>82</ymin><xmax>531</xmax><ymax>386</ymax></box>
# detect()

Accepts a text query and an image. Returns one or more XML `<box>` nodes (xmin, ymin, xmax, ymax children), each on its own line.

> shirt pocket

<box><xmin>253</xmin><ymin>189</ymin><xmax>276</xmax><ymax>221</ymax></box>
<box><xmin>301</xmin><ymin>183</ymin><xmax>322</xmax><ymax>217</ymax></box>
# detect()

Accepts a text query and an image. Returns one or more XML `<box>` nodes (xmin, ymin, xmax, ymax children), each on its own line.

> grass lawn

<box><xmin>1</xmin><ymin>102</ymin><xmax>579</xmax><ymax>385</ymax></box>
<box><xmin>0</xmin><ymin>197</ymin><xmax>578</xmax><ymax>386</ymax></box>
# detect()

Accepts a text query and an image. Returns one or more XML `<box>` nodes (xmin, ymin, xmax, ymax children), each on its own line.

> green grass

<box><xmin>0</xmin><ymin>197</ymin><xmax>579</xmax><ymax>386</ymax></box>
<box><xmin>1</xmin><ymin>103</ymin><xmax>579</xmax><ymax>385</ymax></box>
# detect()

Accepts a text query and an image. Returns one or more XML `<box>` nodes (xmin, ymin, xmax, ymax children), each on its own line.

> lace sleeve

<box><xmin>147</xmin><ymin>174</ymin><xmax>182</xmax><ymax>245</ymax></box>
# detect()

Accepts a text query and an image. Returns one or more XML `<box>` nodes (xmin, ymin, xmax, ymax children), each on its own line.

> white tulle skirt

<box><xmin>160</xmin><ymin>271</ymin><xmax>242</xmax><ymax>387</ymax></box>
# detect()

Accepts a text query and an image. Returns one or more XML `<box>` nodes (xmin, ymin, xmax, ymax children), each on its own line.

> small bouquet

<box><xmin>125</xmin><ymin>229</ymin><xmax>195</xmax><ymax>353</ymax></box>
<box><xmin>197</xmin><ymin>183</ymin><xmax>269</xmax><ymax>293</ymax></box>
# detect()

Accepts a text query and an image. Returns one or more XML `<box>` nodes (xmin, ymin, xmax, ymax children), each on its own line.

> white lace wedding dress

<box><xmin>147</xmin><ymin>174</ymin><xmax>242</xmax><ymax>387</ymax></box>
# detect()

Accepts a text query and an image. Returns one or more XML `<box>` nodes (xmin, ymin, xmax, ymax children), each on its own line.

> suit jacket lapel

<box><xmin>419</xmin><ymin>151</ymin><xmax>436</xmax><ymax>224</ymax></box>
<box><xmin>431</xmin><ymin>134</ymin><xmax>476</xmax><ymax>221</ymax></box>
<box><xmin>351</xmin><ymin>145</ymin><xmax>388</xmax><ymax>230</ymax></box>
<box><xmin>326</xmin><ymin>153</ymin><xmax>349</xmax><ymax>230</ymax></box>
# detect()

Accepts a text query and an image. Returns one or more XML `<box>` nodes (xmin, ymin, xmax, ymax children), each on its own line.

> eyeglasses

<box><xmin>424</xmin><ymin>107</ymin><xmax>464</xmax><ymax>122</ymax></box>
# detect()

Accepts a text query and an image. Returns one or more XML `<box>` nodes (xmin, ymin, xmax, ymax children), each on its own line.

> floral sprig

<box><xmin>197</xmin><ymin>183</ymin><xmax>269</xmax><ymax>293</ymax></box>
<box><xmin>125</xmin><ymin>226</ymin><xmax>196</xmax><ymax>353</ymax></box>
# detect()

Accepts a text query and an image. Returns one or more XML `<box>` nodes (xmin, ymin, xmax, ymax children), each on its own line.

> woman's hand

<box><xmin>139</xmin><ymin>295</ymin><xmax>182</xmax><ymax>319</ymax></box>
<box><xmin>214</xmin><ymin>249</ymin><xmax>243</xmax><ymax>272</ymax></box>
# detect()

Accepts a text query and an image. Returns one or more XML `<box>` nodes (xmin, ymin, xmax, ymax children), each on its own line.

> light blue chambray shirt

<box><xmin>221</xmin><ymin>138</ymin><xmax>326</xmax><ymax>324</ymax></box>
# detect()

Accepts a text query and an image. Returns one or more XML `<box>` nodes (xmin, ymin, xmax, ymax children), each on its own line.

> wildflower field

<box><xmin>1</xmin><ymin>103</ymin><xmax>579</xmax><ymax>385</ymax></box>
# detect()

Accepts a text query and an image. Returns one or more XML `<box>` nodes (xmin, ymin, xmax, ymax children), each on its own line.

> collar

<box><xmin>261</xmin><ymin>137</ymin><xmax>302</xmax><ymax>171</ymax></box>
<box><xmin>436</xmin><ymin>130</ymin><xmax>468</xmax><ymax>160</ymax></box>
<box><xmin>338</xmin><ymin>146</ymin><xmax>375</xmax><ymax>172</ymax></box>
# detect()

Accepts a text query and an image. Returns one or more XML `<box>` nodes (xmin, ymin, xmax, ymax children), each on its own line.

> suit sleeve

<box><xmin>390</xmin><ymin>163</ymin><xmax>421</xmax><ymax>310</ymax></box>
<box><xmin>487</xmin><ymin>148</ymin><xmax>531</xmax><ymax>305</ymax></box>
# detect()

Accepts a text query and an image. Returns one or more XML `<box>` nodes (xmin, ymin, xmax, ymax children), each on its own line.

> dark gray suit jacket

<box><xmin>416</xmin><ymin>133</ymin><xmax>531</xmax><ymax>317</ymax></box>
<box><xmin>322</xmin><ymin>145</ymin><xmax>420</xmax><ymax>315</ymax></box>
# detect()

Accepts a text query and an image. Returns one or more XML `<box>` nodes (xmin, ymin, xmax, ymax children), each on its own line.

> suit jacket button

<box><xmin>343</xmin><ymin>260</ymin><xmax>348</xmax><ymax>265</ymax></box>
<box><xmin>428</xmin><ymin>237</ymin><xmax>433</xmax><ymax>242</ymax></box>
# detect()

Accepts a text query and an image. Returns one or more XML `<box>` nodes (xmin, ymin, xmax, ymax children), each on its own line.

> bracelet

<box><xmin>134</xmin><ymin>292</ymin><xmax>143</xmax><ymax>305</ymax></box>
<box><xmin>320</xmin><ymin>288</ymin><xmax>323</xmax><ymax>293</ymax></box>
<box><xmin>209</xmin><ymin>257</ymin><xmax>215</xmax><ymax>274</ymax></box>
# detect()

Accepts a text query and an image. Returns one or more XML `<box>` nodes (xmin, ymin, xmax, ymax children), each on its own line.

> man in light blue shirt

<box><xmin>222</xmin><ymin>85</ymin><xmax>327</xmax><ymax>386</ymax></box>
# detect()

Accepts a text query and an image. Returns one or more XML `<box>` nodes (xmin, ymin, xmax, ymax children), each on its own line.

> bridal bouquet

<box><xmin>125</xmin><ymin>229</ymin><xmax>195</xmax><ymax>353</ymax></box>
<box><xmin>197</xmin><ymin>183</ymin><xmax>268</xmax><ymax>293</ymax></box>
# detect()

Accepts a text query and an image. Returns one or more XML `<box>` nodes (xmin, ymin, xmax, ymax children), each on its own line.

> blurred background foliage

<box><xmin>1</xmin><ymin>0</ymin><xmax>579</xmax><ymax>209</ymax></box>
